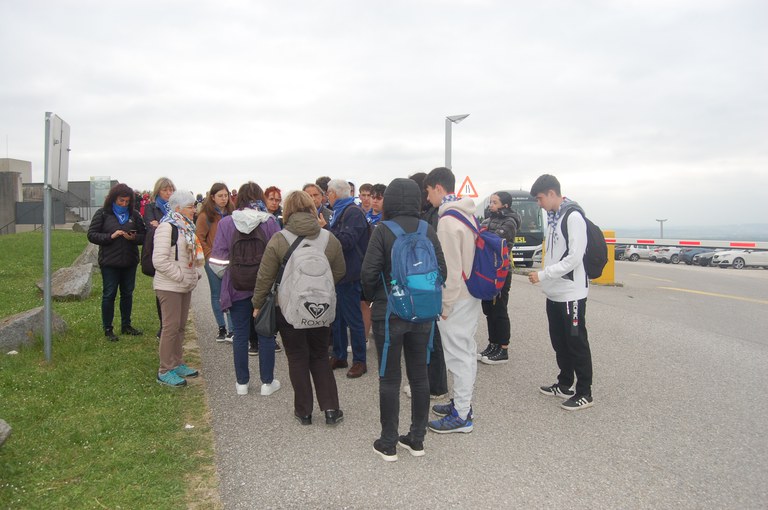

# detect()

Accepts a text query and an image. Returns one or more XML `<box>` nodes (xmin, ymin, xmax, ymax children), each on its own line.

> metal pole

<box><xmin>445</xmin><ymin>118</ymin><xmax>452</xmax><ymax>169</ymax></box>
<box><xmin>43</xmin><ymin>113</ymin><xmax>53</xmax><ymax>362</ymax></box>
<box><xmin>656</xmin><ymin>218</ymin><xmax>667</xmax><ymax>239</ymax></box>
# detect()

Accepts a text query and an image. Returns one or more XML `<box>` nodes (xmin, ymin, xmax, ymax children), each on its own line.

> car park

<box><xmin>712</xmin><ymin>249</ymin><xmax>768</xmax><ymax>269</ymax></box>
<box><xmin>624</xmin><ymin>245</ymin><xmax>654</xmax><ymax>261</ymax></box>
<box><xmin>680</xmin><ymin>247</ymin><xmax>710</xmax><ymax>265</ymax></box>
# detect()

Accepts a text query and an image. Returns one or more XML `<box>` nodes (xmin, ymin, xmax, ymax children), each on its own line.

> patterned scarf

<box><xmin>547</xmin><ymin>197</ymin><xmax>571</xmax><ymax>230</ymax></box>
<box><xmin>161</xmin><ymin>211</ymin><xmax>204</xmax><ymax>267</ymax></box>
<box><xmin>441</xmin><ymin>194</ymin><xmax>460</xmax><ymax>205</ymax></box>
<box><xmin>329</xmin><ymin>196</ymin><xmax>356</xmax><ymax>228</ymax></box>
<box><xmin>112</xmin><ymin>203</ymin><xmax>130</xmax><ymax>225</ymax></box>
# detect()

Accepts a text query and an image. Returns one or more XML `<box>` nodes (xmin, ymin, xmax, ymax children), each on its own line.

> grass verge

<box><xmin>0</xmin><ymin>230</ymin><xmax>219</xmax><ymax>509</ymax></box>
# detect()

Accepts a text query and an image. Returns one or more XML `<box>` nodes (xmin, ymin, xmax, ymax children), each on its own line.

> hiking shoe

<box><xmin>104</xmin><ymin>328</ymin><xmax>118</xmax><ymax>342</ymax></box>
<box><xmin>225</xmin><ymin>331</ymin><xmax>234</xmax><ymax>343</ymax></box>
<box><xmin>477</xmin><ymin>343</ymin><xmax>496</xmax><ymax>360</ymax></box>
<box><xmin>236</xmin><ymin>383</ymin><xmax>249</xmax><ymax>395</ymax></box>
<box><xmin>398</xmin><ymin>434</ymin><xmax>425</xmax><ymax>457</ymax></box>
<box><xmin>121</xmin><ymin>325</ymin><xmax>143</xmax><ymax>336</ymax></box>
<box><xmin>373</xmin><ymin>439</ymin><xmax>398</xmax><ymax>462</ymax></box>
<box><xmin>215</xmin><ymin>326</ymin><xmax>227</xmax><ymax>342</ymax></box>
<box><xmin>260</xmin><ymin>379</ymin><xmax>281</xmax><ymax>396</ymax></box>
<box><xmin>481</xmin><ymin>346</ymin><xmax>509</xmax><ymax>365</ymax></box>
<box><xmin>248</xmin><ymin>346</ymin><xmax>259</xmax><ymax>357</ymax></box>
<box><xmin>275</xmin><ymin>341</ymin><xmax>283</xmax><ymax>353</ymax></box>
<box><xmin>157</xmin><ymin>371</ymin><xmax>187</xmax><ymax>387</ymax></box>
<box><xmin>539</xmin><ymin>383</ymin><xmax>575</xmax><ymax>399</ymax></box>
<box><xmin>173</xmin><ymin>364</ymin><xmax>199</xmax><ymax>378</ymax></box>
<box><xmin>428</xmin><ymin>407</ymin><xmax>473</xmax><ymax>434</ymax></box>
<box><xmin>561</xmin><ymin>394</ymin><xmax>594</xmax><ymax>411</ymax></box>
<box><xmin>431</xmin><ymin>399</ymin><xmax>455</xmax><ymax>417</ymax></box>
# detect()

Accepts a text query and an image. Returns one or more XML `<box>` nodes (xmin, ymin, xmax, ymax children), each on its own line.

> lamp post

<box><xmin>445</xmin><ymin>114</ymin><xmax>469</xmax><ymax>169</ymax></box>
<box><xmin>656</xmin><ymin>219</ymin><xmax>667</xmax><ymax>239</ymax></box>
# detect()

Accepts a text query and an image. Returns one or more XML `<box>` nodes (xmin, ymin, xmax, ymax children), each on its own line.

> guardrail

<box><xmin>606</xmin><ymin>238</ymin><xmax>768</xmax><ymax>250</ymax></box>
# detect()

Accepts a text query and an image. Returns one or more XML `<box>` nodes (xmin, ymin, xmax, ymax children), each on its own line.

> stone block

<box><xmin>0</xmin><ymin>419</ymin><xmax>10</xmax><ymax>447</ymax></box>
<box><xmin>36</xmin><ymin>264</ymin><xmax>93</xmax><ymax>300</ymax></box>
<box><xmin>0</xmin><ymin>306</ymin><xmax>66</xmax><ymax>352</ymax></box>
<box><xmin>72</xmin><ymin>221</ymin><xmax>90</xmax><ymax>233</ymax></box>
<box><xmin>72</xmin><ymin>243</ymin><xmax>100</xmax><ymax>273</ymax></box>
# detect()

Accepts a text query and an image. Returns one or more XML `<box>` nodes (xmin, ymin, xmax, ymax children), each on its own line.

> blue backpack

<box><xmin>442</xmin><ymin>209</ymin><xmax>510</xmax><ymax>300</ymax></box>
<box><xmin>379</xmin><ymin>220</ymin><xmax>443</xmax><ymax>376</ymax></box>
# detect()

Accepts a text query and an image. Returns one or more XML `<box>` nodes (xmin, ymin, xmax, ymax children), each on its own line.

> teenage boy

<box><xmin>424</xmin><ymin>167</ymin><xmax>479</xmax><ymax>433</ymax></box>
<box><xmin>366</xmin><ymin>183</ymin><xmax>386</xmax><ymax>226</ymax></box>
<box><xmin>528</xmin><ymin>174</ymin><xmax>594</xmax><ymax>411</ymax></box>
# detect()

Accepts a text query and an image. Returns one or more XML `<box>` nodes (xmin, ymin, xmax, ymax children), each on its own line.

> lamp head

<box><xmin>446</xmin><ymin>114</ymin><xmax>470</xmax><ymax>124</ymax></box>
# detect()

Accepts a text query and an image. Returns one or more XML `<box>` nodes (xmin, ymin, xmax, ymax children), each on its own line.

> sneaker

<box><xmin>404</xmin><ymin>385</ymin><xmax>412</xmax><ymax>398</ymax></box>
<box><xmin>325</xmin><ymin>409</ymin><xmax>344</xmax><ymax>425</ymax></box>
<box><xmin>539</xmin><ymin>383</ymin><xmax>575</xmax><ymax>399</ymax></box>
<box><xmin>373</xmin><ymin>439</ymin><xmax>398</xmax><ymax>462</ymax></box>
<box><xmin>121</xmin><ymin>325</ymin><xmax>143</xmax><ymax>336</ymax></box>
<box><xmin>481</xmin><ymin>346</ymin><xmax>509</xmax><ymax>365</ymax></box>
<box><xmin>248</xmin><ymin>347</ymin><xmax>259</xmax><ymax>357</ymax></box>
<box><xmin>173</xmin><ymin>364</ymin><xmax>199</xmax><ymax>378</ymax></box>
<box><xmin>225</xmin><ymin>331</ymin><xmax>234</xmax><ymax>343</ymax></box>
<box><xmin>275</xmin><ymin>341</ymin><xmax>283</xmax><ymax>353</ymax></box>
<box><xmin>260</xmin><ymin>379</ymin><xmax>281</xmax><ymax>396</ymax></box>
<box><xmin>398</xmin><ymin>434</ymin><xmax>425</xmax><ymax>457</ymax></box>
<box><xmin>561</xmin><ymin>394</ymin><xmax>594</xmax><ymax>411</ymax></box>
<box><xmin>215</xmin><ymin>326</ymin><xmax>227</xmax><ymax>343</ymax></box>
<box><xmin>428</xmin><ymin>407</ymin><xmax>473</xmax><ymax>434</ymax></box>
<box><xmin>431</xmin><ymin>399</ymin><xmax>455</xmax><ymax>417</ymax></box>
<box><xmin>157</xmin><ymin>371</ymin><xmax>187</xmax><ymax>387</ymax></box>
<box><xmin>477</xmin><ymin>343</ymin><xmax>495</xmax><ymax>360</ymax></box>
<box><xmin>104</xmin><ymin>328</ymin><xmax>119</xmax><ymax>342</ymax></box>
<box><xmin>430</xmin><ymin>393</ymin><xmax>448</xmax><ymax>400</ymax></box>
<box><xmin>236</xmin><ymin>383</ymin><xmax>249</xmax><ymax>395</ymax></box>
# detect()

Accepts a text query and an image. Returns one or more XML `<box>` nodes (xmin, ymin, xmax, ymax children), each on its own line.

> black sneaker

<box><xmin>248</xmin><ymin>347</ymin><xmax>259</xmax><ymax>357</ymax></box>
<box><xmin>215</xmin><ymin>326</ymin><xmax>227</xmax><ymax>343</ymax></box>
<box><xmin>481</xmin><ymin>346</ymin><xmax>508</xmax><ymax>365</ymax></box>
<box><xmin>275</xmin><ymin>341</ymin><xmax>283</xmax><ymax>352</ymax></box>
<box><xmin>373</xmin><ymin>439</ymin><xmax>398</xmax><ymax>462</ymax></box>
<box><xmin>225</xmin><ymin>331</ymin><xmax>234</xmax><ymax>344</ymax></box>
<box><xmin>477</xmin><ymin>343</ymin><xmax>495</xmax><ymax>360</ymax></box>
<box><xmin>104</xmin><ymin>328</ymin><xmax>118</xmax><ymax>342</ymax></box>
<box><xmin>561</xmin><ymin>394</ymin><xmax>594</xmax><ymax>411</ymax></box>
<box><xmin>397</xmin><ymin>434</ymin><xmax>425</xmax><ymax>457</ymax></box>
<box><xmin>539</xmin><ymin>383</ymin><xmax>575</xmax><ymax>399</ymax></box>
<box><xmin>121</xmin><ymin>325</ymin><xmax>143</xmax><ymax>336</ymax></box>
<box><xmin>325</xmin><ymin>409</ymin><xmax>344</xmax><ymax>425</ymax></box>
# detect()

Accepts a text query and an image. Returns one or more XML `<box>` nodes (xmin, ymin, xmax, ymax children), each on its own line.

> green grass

<box><xmin>0</xmin><ymin>230</ymin><xmax>219</xmax><ymax>509</ymax></box>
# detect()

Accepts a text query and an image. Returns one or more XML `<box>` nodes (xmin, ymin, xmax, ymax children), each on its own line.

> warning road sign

<box><xmin>456</xmin><ymin>176</ymin><xmax>478</xmax><ymax>198</ymax></box>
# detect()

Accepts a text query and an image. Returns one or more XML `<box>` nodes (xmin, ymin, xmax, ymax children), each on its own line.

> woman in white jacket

<box><xmin>153</xmin><ymin>190</ymin><xmax>205</xmax><ymax>387</ymax></box>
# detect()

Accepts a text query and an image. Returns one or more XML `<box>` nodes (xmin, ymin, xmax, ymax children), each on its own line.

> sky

<box><xmin>1</xmin><ymin>0</ymin><xmax>767</xmax><ymax>231</ymax></box>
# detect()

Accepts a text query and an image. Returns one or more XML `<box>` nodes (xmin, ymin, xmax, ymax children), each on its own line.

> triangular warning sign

<box><xmin>456</xmin><ymin>176</ymin><xmax>478</xmax><ymax>198</ymax></box>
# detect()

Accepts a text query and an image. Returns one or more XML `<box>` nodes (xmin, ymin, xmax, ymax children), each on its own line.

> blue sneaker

<box><xmin>157</xmin><ymin>371</ymin><xmax>187</xmax><ymax>387</ymax></box>
<box><xmin>428</xmin><ymin>406</ymin><xmax>473</xmax><ymax>434</ymax></box>
<box><xmin>173</xmin><ymin>364</ymin><xmax>199</xmax><ymax>378</ymax></box>
<box><xmin>431</xmin><ymin>399</ymin><xmax>455</xmax><ymax>417</ymax></box>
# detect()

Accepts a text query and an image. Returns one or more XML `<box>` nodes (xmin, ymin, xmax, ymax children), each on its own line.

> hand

<box><xmin>528</xmin><ymin>272</ymin><xmax>540</xmax><ymax>284</ymax></box>
<box><xmin>111</xmin><ymin>230</ymin><xmax>125</xmax><ymax>239</ymax></box>
<box><xmin>317</xmin><ymin>214</ymin><xmax>327</xmax><ymax>228</ymax></box>
<box><xmin>440</xmin><ymin>314</ymin><xmax>448</xmax><ymax>321</ymax></box>
<box><xmin>123</xmin><ymin>231</ymin><xmax>136</xmax><ymax>240</ymax></box>
<box><xmin>150</xmin><ymin>220</ymin><xmax>159</xmax><ymax>228</ymax></box>
<box><xmin>252</xmin><ymin>308</ymin><xmax>260</xmax><ymax>318</ymax></box>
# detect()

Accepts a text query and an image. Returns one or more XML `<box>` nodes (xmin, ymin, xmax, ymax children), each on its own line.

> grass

<box><xmin>0</xmin><ymin>230</ymin><xmax>219</xmax><ymax>509</ymax></box>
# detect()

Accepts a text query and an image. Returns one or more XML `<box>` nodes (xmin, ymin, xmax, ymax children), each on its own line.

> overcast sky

<box><xmin>1</xmin><ymin>0</ymin><xmax>766</xmax><ymax>229</ymax></box>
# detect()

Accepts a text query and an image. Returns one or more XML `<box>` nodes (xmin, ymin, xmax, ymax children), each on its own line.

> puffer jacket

<box><xmin>87</xmin><ymin>207</ymin><xmax>146</xmax><ymax>268</ymax></box>
<box><xmin>361</xmin><ymin>178</ymin><xmax>447</xmax><ymax>321</ymax></box>
<box><xmin>481</xmin><ymin>207</ymin><xmax>522</xmax><ymax>245</ymax></box>
<box><xmin>252</xmin><ymin>211</ymin><xmax>346</xmax><ymax>310</ymax></box>
<box><xmin>152</xmin><ymin>222</ymin><xmax>200</xmax><ymax>293</ymax></box>
<box><xmin>437</xmin><ymin>197</ymin><xmax>479</xmax><ymax>316</ymax></box>
<box><xmin>143</xmin><ymin>202</ymin><xmax>165</xmax><ymax>227</ymax></box>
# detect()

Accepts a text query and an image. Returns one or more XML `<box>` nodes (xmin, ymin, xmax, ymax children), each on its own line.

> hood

<box><xmin>232</xmin><ymin>208</ymin><xmax>273</xmax><ymax>234</ymax></box>
<box><xmin>382</xmin><ymin>178</ymin><xmax>421</xmax><ymax>219</ymax></box>
<box><xmin>558</xmin><ymin>199</ymin><xmax>584</xmax><ymax>217</ymax></box>
<box><xmin>285</xmin><ymin>211</ymin><xmax>321</xmax><ymax>237</ymax></box>
<box><xmin>438</xmin><ymin>196</ymin><xmax>477</xmax><ymax>217</ymax></box>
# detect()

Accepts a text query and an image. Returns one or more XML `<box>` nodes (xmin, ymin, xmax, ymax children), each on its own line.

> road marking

<box><xmin>631</xmin><ymin>274</ymin><xmax>675</xmax><ymax>283</ymax></box>
<box><xmin>659</xmin><ymin>287</ymin><xmax>768</xmax><ymax>305</ymax></box>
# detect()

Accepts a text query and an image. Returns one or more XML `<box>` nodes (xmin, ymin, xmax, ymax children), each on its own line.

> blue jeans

<box><xmin>100</xmin><ymin>265</ymin><xmax>137</xmax><ymax>330</ymax></box>
<box><xmin>332</xmin><ymin>281</ymin><xmax>366</xmax><ymax>363</ymax></box>
<box><xmin>230</xmin><ymin>298</ymin><xmax>276</xmax><ymax>385</ymax></box>
<box><xmin>204</xmin><ymin>262</ymin><xmax>233</xmax><ymax>330</ymax></box>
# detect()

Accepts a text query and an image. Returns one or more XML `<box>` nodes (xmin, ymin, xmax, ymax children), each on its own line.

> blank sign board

<box><xmin>46</xmin><ymin>113</ymin><xmax>70</xmax><ymax>192</ymax></box>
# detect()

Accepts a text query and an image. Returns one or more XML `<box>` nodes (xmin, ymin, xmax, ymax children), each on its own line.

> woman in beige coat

<box><xmin>154</xmin><ymin>190</ymin><xmax>204</xmax><ymax>387</ymax></box>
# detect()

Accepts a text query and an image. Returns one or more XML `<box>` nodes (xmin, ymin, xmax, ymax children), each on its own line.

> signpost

<box><xmin>456</xmin><ymin>176</ymin><xmax>479</xmax><ymax>198</ymax></box>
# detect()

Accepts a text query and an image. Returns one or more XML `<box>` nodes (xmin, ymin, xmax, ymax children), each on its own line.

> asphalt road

<box><xmin>190</xmin><ymin>260</ymin><xmax>768</xmax><ymax>509</ymax></box>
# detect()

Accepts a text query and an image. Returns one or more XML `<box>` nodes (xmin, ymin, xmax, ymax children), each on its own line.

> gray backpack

<box><xmin>277</xmin><ymin>229</ymin><xmax>336</xmax><ymax>329</ymax></box>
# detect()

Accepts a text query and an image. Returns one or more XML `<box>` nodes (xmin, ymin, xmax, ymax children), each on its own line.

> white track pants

<box><xmin>437</xmin><ymin>297</ymin><xmax>481</xmax><ymax>420</ymax></box>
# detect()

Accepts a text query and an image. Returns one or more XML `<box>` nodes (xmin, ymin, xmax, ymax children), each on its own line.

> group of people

<box><xmin>86</xmin><ymin>168</ymin><xmax>595</xmax><ymax>462</ymax></box>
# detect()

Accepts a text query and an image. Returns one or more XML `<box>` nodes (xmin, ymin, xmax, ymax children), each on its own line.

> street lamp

<box><xmin>656</xmin><ymin>219</ymin><xmax>667</xmax><ymax>239</ymax></box>
<box><xmin>445</xmin><ymin>114</ymin><xmax>469</xmax><ymax>169</ymax></box>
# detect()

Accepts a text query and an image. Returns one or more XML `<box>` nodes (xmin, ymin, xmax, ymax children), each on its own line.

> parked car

<box><xmin>692</xmin><ymin>250</ymin><xmax>718</xmax><ymax>267</ymax></box>
<box><xmin>680</xmin><ymin>247</ymin><xmax>711</xmax><ymax>265</ymax></box>
<box><xmin>712</xmin><ymin>249</ymin><xmax>768</xmax><ymax>269</ymax></box>
<box><xmin>649</xmin><ymin>247</ymin><xmax>665</xmax><ymax>262</ymax></box>
<box><xmin>659</xmin><ymin>247</ymin><xmax>682</xmax><ymax>264</ymax></box>
<box><xmin>615</xmin><ymin>244</ymin><xmax>627</xmax><ymax>260</ymax></box>
<box><xmin>624</xmin><ymin>245</ymin><xmax>655</xmax><ymax>261</ymax></box>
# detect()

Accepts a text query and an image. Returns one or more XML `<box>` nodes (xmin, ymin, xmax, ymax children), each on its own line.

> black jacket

<box><xmin>481</xmin><ymin>207</ymin><xmax>522</xmax><ymax>245</ymax></box>
<box><xmin>361</xmin><ymin>178</ymin><xmax>447</xmax><ymax>321</ymax></box>
<box><xmin>87</xmin><ymin>207</ymin><xmax>146</xmax><ymax>268</ymax></box>
<box><xmin>143</xmin><ymin>202</ymin><xmax>165</xmax><ymax>227</ymax></box>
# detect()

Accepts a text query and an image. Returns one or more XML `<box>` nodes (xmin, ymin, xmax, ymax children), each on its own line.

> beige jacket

<box><xmin>437</xmin><ymin>198</ymin><xmax>478</xmax><ymax>316</ymax></box>
<box><xmin>152</xmin><ymin>222</ymin><xmax>200</xmax><ymax>293</ymax></box>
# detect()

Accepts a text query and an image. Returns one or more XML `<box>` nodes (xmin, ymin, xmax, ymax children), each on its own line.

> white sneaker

<box><xmin>403</xmin><ymin>385</ymin><xmax>412</xmax><ymax>398</ymax></box>
<box><xmin>236</xmin><ymin>383</ymin><xmax>249</xmax><ymax>395</ymax></box>
<box><xmin>261</xmin><ymin>379</ymin><xmax>281</xmax><ymax>396</ymax></box>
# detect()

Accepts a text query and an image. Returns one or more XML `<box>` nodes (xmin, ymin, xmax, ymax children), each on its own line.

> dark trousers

<box><xmin>481</xmin><ymin>272</ymin><xmax>512</xmax><ymax>345</ymax></box>
<box><xmin>331</xmin><ymin>281</ymin><xmax>366</xmax><ymax>363</ymax></box>
<box><xmin>427</xmin><ymin>325</ymin><xmax>448</xmax><ymax>396</ymax></box>
<box><xmin>230</xmin><ymin>298</ymin><xmax>276</xmax><ymax>385</ymax></box>
<box><xmin>373</xmin><ymin>317</ymin><xmax>432</xmax><ymax>448</ymax></box>
<box><xmin>546</xmin><ymin>298</ymin><xmax>592</xmax><ymax>396</ymax></box>
<box><xmin>277</xmin><ymin>309</ymin><xmax>340</xmax><ymax>417</ymax></box>
<box><xmin>100</xmin><ymin>265</ymin><xmax>137</xmax><ymax>330</ymax></box>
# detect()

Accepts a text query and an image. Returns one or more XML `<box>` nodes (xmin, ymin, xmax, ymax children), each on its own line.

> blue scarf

<box><xmin>214</xmin><ymin>206</ymin><xmax>226</xmax><ymax>219</ymax></box>
<box><xmin>366</xmin><ymin>209</ymin><xmax>382</xmax><ymax>226</ymax></box>
<box><xmin>245</xmin><ymin>200</ymin><xmax>267</xmax><ymax>212</ymax></box>
<box><xmin>112</xmin><ymin>203</ymin><xmax>130</xmax><ymax>225</ymax></box>
<box><xmin>441</xmin><ymin>194</ymin><xmax>459</xmax><ymax>205</ymax></box>
<box><xmin>155</xmin><ymin>196</ymin><xmax>170</xmax><ymax>215</ymax></box>
<box><xmin>329</xmin><ymin>197</ymin><xmax>356</xmax><ymax>228</ymax></box>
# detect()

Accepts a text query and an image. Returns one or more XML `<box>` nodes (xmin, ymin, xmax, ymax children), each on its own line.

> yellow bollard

<box><xmin>592</xmin><ymin>230</ymin><xmax>615</xmax><ymax>285</ymax></box>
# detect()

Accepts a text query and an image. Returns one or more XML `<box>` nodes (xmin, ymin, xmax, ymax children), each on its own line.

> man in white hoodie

<box><xmin>423</xmin><ymin>167</ymin><xmax>479</xmax><ymax>434</ymax></box>
<box><xmin>528</xmin><ymin>174</ymin><xmax>594</xmax><ymax>410</ymax></box>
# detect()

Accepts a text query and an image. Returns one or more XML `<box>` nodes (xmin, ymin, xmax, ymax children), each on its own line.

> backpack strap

<box><xmin>558</xmin><ymin>208</ymin><xmax>579</xmax><ymax>282</ymax></box>
<box><xmin>379</xmin><ymin>271</ymin><xmax>392</xmax><ymax>377</ymax></box>
<box><xmin>272</xmin><ymin>234</ymin><xmax>306</xmax><ymax>290</ymax></box>
<box><xmin>442</xmin><ymin>209</ymin><xmax>480</xmax><ymax>235</ymax></box>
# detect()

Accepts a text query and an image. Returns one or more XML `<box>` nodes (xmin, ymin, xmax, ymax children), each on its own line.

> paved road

<box><xmin>191</xmin><ymin>261</ymin><xmax>768</xmax><ymax>509</ymax></box>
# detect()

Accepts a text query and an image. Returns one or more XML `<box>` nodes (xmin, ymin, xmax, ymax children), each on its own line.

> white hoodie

<box><xmin>537</xmin><ymin>202</ymin><xmax>589</xmax><ymax>302</ymax></box>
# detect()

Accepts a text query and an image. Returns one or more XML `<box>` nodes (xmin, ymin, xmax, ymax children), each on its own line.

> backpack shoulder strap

<box><xmin>416</xmin><ymin>220</ymin><xmax>428</xmax><ymax>236</ymax></box>
<box><xmin>382</xmin><ymin>220</ymin><xmax>405</xmax><ymax>238</ymax></box>
<box><xmin>443</xmin><ymin>209</ymin><xmax>479</xmax><ymax>235</ymax></box>
<box><xmin>275</xmin><ymin>234</ymin><xmax>306</xmax><ymax>287</ymax></box>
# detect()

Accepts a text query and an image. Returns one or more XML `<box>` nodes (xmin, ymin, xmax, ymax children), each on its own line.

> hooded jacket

<box><xmin>537</xmin><ymin>200</ymin><xmax>589</xmax><ymax>302</ymax></box>
<box><xmin>251</xmin><ymin>211</ymin><xmax>346</xmax><ymax>310</ymax></box>
<box><xmin>437</xmin><ymin>197</ymin><xmax>479</xmax><ymax>316</ymax></box>
<box><xmin>361</xmin><ymin>178</ymin><xmax>447</xmax><ymax>321</ymax></box>
<box><xmin>209</xmin><ymin>208</ymin><xmax>281</xmax><ymax>311</ymax></box>
<box><xmin>481</xmin><ymin>207</ymin><xmax>522</xmax><ymax>246</ymax></box>
<box><xmin>329</xmin><ymin>201</ymin><xmax>369</xmax><ymax>284</ymax></box>
<box><xmin>87</xmin><ymin>207</ymin><xmax>146</xmax><ymax>268</ymax></box>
